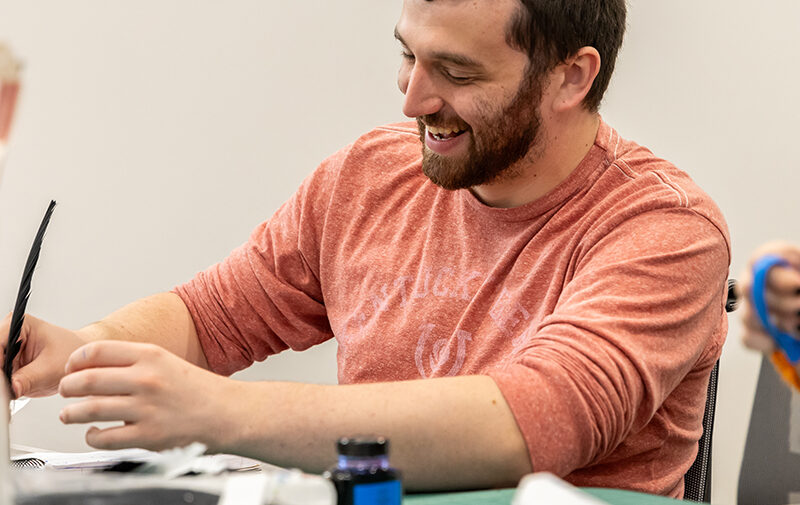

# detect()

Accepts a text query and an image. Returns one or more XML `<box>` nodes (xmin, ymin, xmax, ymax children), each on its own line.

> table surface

<box><xmin>405</xmin><ymin>487</ymin><xmax>683</xmax><ymax>504</ymax></box>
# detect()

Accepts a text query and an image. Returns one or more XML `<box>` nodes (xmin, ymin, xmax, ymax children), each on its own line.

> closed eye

<box><xmin>441</xmin><ymin>69</ymin><xmax>474</xmax><ymax>84</ymax></box>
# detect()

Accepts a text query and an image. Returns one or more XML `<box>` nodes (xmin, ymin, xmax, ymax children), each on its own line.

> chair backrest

<box><xmin>683</xmin><ymin>279</ymin><xmax>738</xmax><ymax>502</ymax></box>
<box><xmin>683</xmin><ymin>360</ymin><xmax>719</xmax><ymax>503</ymax></box>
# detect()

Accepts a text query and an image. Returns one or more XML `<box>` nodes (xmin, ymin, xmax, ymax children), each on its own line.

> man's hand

<box><xmin>739</xmin><ymin>241</ymin><xmax>800</xmax><ymax>356</ymax></box>
<box><xmin>58</xmin><ymin>340</ymin><xmax>530</xmax><ymax>490</ymax></box>
<box><xmin>0</xmin><ymin>313</ymin><xmax>87</xmax><ymax>398</ymax></box>
<box><xmin>58</xmin><ymin>340</ymin><xmax>233</xmax><ymax>452</ymax></box>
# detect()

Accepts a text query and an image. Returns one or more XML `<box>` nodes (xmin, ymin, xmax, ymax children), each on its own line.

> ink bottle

<box><xmin>325</xmin><ymin>437</ymin><xmax>402</xmax><ymax>505</ymax></box>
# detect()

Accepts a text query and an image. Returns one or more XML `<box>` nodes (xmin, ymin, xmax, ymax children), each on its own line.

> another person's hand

<box><xmin>58</xmin><ymin>340</ymin><xmax>236</xmax><ymax>452</ymax></box>
<box><xmin>0</xmin><ymin>313</ymin><xmax>88</xmax><ymax>398</ymax></box>
<box><xmin>739</xmin><ymin>242</ymin><xmax>800</xmax><ymax>372</ymax></box>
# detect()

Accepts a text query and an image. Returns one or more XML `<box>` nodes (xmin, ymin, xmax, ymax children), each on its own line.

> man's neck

<box><xmin>470</xmin><ymin>112</ymin><xmax>600</xmax><ymax>209</ymax></box>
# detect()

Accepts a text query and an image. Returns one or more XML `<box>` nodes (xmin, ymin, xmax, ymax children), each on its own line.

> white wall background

<box><xmin>0</xmin><ymin>1</ymin><xmax>797</xmax><ymax>503</ymax></box>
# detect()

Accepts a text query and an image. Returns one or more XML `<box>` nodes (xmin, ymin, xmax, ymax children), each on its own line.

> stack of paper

<box><xmin>11</xmin><ymin>447</ymin><xmax>261</xmax><ymax>473</ymax></box>
<box><xmin>12</xmin><ymin>448</ymin><xmax>157</xmax><ymax>471</ymax></box>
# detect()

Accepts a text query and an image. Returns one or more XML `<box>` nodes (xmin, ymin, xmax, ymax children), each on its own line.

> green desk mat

<box><xmin>405</xmin><ymin>487</ymin><xmax>683</xmax><ymax>504</ymax></box>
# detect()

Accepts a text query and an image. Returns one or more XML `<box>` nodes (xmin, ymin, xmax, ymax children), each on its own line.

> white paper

<box><xmin>218</xmin><ymin>473</ymin><xmax>267</xmax><ymax>505</ymax></box>
<box><xmin>512</xmin><ymin>473</ymin><xmax>609</xmax><ymax>505</ymax></box>
<box><xmin>269</xmin><ymin>470</ymin><xmax>337</xmax><ymax>505</ymax></box>
<box><xmin>12</xmin><ymin>448</ymin><xmax>156</xmax><ymax>470</ymax></box>
<box><xmin>11</xmin><ymin>446</ymin><xmax>263</xmax><ymax>473</ymax></box>
<box><xmin>9</xmin><ymin>397</ymin><xmax>30</xmax><ymax>416</ymax></box>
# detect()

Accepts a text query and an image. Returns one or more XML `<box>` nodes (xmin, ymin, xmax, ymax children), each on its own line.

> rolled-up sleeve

<box><xmin>488</xmin><ymin>209</ymin><xmax>729</xmax><ymax>477</ymax></box>
<box><xmin>174</xmin><ymin>147</ymin><xmax>350</xmax><ymax>376</ymax></box>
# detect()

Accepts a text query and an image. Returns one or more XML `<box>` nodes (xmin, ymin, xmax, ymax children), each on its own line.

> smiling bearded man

<box><xmin>416</xmin><ymin>66</ymin><xmax>544</xmax><ymax>190</ymax></box>
<box><xmin>3</xmin><ymin>0</ymin><xmax>730</xmax><ymax>499</ymax></box>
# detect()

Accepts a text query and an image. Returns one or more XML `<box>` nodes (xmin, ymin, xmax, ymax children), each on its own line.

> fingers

<box><xmin>59</xmin><ymin>397</ymin><xmax>142</xmax><ymax>425</ymax></box>
<box><xmin>84</xmin><ymin>419</ymin><xmax>183</xmax><ymax>452</ymax></box>
<box><xmin>57</xmin><ymin>344</ymin><xmax>218</xmax><ymax>454</ymax></box>
<box><xmin>765</xmin><ymin>266</ymin><xmax>800</xmax><ymax>299</ymax></box>
<box><xmin>1</xmin><ymin>313</ymin><xmax>74</xmax><ymax>398</ymax></box>
<box><xmin>59</xmin><ymin>367</ymin><xmax>142</xmax><ymax>398</ymax></box>
<box><xmin>742</xmin><ymin>330</ymin><xmax>776</xmax><ymax>353</ymax></box>
<box><xmin>11</xmin><ymin>361</ymin><xmax>59</xmax><ymax>398</ymax></box>
<box><xmin>764</xmin><ymin>288</ymin><xmax>800</xmax><ymax>318</ymax></box>
<box><xmin>60</xmin><ymin>343</ymin><xmax>168</xmax><ymax>398</ymax></box>
<box><xmin>85</xmin><ymin>425</ymin><xmax>146</xmax><ymax>451</ymax></box>
<box><xmin>65</xmin><ymin>341</ymin><xmax>159</xmax><ymax>374</ymax></box>
<box><xmin>741</xmin><ymin>301</ymin><xmax>777</xmax><ymax>351</ymax></box>
<box><xmin>739</xmin><ymin>249</ymin><xmax>800</xmax><ymax>338</ymax></box>
<box><xmin>763</xmin><ymin>280</ymin><xmax>800</xmax><ymax>334</ymax></box>
<box><xmin>748</xmin><ymin>241</ymin><xmax>800</xmax><ymax>270</ymax></box>
<box><xmin>741</xmin><ymin>326</ymin><xmax>777</xmax><ymax>353</ymax></box>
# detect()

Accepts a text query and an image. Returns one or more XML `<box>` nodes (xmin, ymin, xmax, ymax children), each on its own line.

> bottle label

<box><xmin>352</xmin><ymin>480</ymin><xmax>402</xmax><ymax>505</ymax></box>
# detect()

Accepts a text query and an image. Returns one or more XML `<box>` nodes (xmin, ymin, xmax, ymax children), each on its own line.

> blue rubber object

<box><xmin>752</xmin><ymin>254</ymin><xmax>800</xmax><ymax>363</ymax></box>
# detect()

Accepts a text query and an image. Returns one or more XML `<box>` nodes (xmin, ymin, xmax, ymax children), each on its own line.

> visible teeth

<box><xmin>427</xmin><ymin>125</ymin><xmax>464</xmax><ymax>136</ymax></box>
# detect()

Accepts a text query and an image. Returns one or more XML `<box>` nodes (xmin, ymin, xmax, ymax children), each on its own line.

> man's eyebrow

<box><xmin>393</xmin><ymin>27</ymin><xmax>486</xmax><ymax>71</ymax></box>
<box><xmin>430</xmin><ymin>51</ymin><xmax>486</xmax><ymax>71</ymax></box>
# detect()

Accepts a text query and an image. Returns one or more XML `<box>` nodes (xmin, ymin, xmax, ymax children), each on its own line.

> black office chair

<box><xmin>682</xmin><ymin>280</ymin><xmax>737</xmax><ymax>502</ymax></box>
<box><xmin>683</xmin><ymin>360</ymin><xmax>719</xmax><ymax>503</ymax></box>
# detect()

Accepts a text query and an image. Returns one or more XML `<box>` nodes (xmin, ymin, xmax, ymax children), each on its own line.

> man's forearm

<box><xmin>217</xmin><ymin>375</ymin><xmax>532</xmax><ymax>491</ymax></box>
<box><xmin>77</xmin><ymin>292</ymin><xmax>209</xmax><ymax>369</ymax></box>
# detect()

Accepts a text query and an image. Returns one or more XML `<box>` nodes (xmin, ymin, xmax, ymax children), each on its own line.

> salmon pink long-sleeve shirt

<box><xmin>175</xmin><ymin>120</ymin><xmax>730</xmax><ymax>498</ymax></box>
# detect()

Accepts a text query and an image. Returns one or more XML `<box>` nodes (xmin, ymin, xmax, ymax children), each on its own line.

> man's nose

<box><xmin>399</xmin><ymin>65</ymin><xmax>444</xmax><ymax>119</ymax></box>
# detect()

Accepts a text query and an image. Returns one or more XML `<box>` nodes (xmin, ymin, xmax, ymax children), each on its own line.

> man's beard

<box><xmin>416</xmin><ymin>71</ymin><xmax>544</xmax><ymax>191</ymax></box>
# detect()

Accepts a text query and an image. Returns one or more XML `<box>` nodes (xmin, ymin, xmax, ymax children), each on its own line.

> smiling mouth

<box><xmin>426</xmin><ymin>125</ymin><xmax>468</xmax><ymax>141</ymax></box>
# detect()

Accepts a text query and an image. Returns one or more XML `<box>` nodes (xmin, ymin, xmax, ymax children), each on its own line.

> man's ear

<box><xmin>550</xmin><ymin>47</ymin><xmax>601</xmax><ymax>113</ymax></box>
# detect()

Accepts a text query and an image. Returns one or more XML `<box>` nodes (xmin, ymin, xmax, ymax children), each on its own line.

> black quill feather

<box><xmin>3</xmin><ymin>200</ymin><xmax>56</xmax><ymax>389</ymax></box>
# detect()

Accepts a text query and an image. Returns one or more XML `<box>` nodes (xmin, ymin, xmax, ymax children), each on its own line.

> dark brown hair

<box><xmin>506</xmin><ymin>0</ymin><xmax>627</xmax><ymax>112</ymax></box>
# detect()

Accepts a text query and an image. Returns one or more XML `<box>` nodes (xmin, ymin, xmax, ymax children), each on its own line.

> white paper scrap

<box><xmin>218</xmin><ymin>473</ymin><xmax>267</xmax><ymax>505</ymax></box>
<box><xmin>9</xmin><ymin>397</ymin><xmax>30</xmax><ymax>416</ymax></box>
<box><xmin>512</xmin><ymin>473</ymin><xmax>610</xmax><ymax>505</ymax></box>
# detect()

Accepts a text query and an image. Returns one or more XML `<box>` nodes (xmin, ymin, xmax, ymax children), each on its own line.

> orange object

<box><xmin>770</xmin><ymin>351</ymin><xmax>800</xmax><ymax>392</ymax></box>
<box><xmin>0</xmin><ymin>42</ymin><xmax>22</xmax><ymax>143</ymax></box>
<box><xmin>0</xmin><ymin>81</ymin><xmax>20</xmax><ymax>142</ymax></box>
